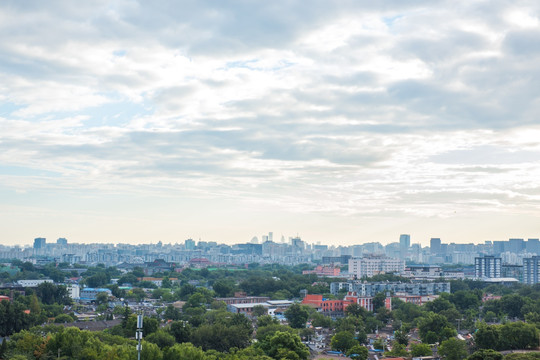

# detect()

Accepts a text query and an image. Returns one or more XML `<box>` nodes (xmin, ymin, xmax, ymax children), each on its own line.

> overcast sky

<box><xmin>2</xmin><ymin>1</ymin><xmax>540</xmax><ymax>246</ymax></box>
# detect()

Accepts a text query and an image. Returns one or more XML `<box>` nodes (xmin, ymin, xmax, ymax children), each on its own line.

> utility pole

<box><xmin>136</xmin><ymin>314</ymin><xmax>143</xmax><ymax>360</ymax></box>
<box><xmin>456</xmin><ymin>318</ymin><xmax>463</xmax><ymax>332</ymax></box>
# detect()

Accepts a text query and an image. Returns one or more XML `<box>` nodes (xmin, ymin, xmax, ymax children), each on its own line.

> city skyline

<box><xmin>7</xmin><ymin>233</ymin><xmax>540</xmax><ymax>248</ymax></box>
<box><xmin>2</xmin><ymin>2</ymin><xmax>540</xmax><ymax>246</ymax></box>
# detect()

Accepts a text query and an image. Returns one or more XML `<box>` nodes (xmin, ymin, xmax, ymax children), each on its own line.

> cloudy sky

<box><xmin>1</xmin><ymin>1</ymin><xmax>540</xmax><ymax>246</ymax></box>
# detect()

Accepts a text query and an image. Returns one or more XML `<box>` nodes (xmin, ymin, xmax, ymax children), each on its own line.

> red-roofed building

<box><xmin>302</xmin><ymin>265</ymin><xmax>341</xmax><ymax>276</ymax></box>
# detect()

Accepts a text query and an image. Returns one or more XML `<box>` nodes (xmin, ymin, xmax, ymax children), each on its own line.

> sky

<box><xmin>1</xmin><ymin>1</ymin><xmax>540</xmax><ymax>247</ymax></box>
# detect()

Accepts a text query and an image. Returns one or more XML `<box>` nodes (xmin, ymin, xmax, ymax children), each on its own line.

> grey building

<box><xmin>475</xmin><ymin>255</ymin><xmax>501</xmax><ymax>278</ymax></box>
<box><xmin>523</xmin><ymin>256</ymin><xmax>540</xmax><ymax>285</ymax></box>
<box><xmin>330</xmin><ymin>281</ymin><xmax>450</xmax><ymax>297</ymax></box>
<box><xmin>33</xmin><ymin>237</ymin><xmax>46</xmax><ymax>249</ymax></box>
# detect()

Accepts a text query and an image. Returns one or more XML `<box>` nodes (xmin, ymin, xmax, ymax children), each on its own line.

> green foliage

<box><xmin>331</xmin><ymin>331</ymin><xmax>358</xmax><ymax>353</ymax></box>
<box><xmin>345</xmin><ymin>303</ymin><xmax>368</xmax><ymax>318</ymax></box>
<box><xmin>284</xmin><ymin>303</ymin><xmax>309</xmax><ymax>329</ymax></box>
<box><xmin>394</xmin><ymin>329</ymin><xmax>409</xmax><ymax>346</ymax></box>
<box><xmin>190</xmin><ymin>312</ymin><xmax>253</xmax><ymax>352</ymax></box>
<box><xmin>163</xmin><ymin>304</ymin><xmax>182</xmax><ymax>321</ymax></box>
<box><xmin>467</xmin><ymin>349</ymin><xmax>503</xmax><ymax>360</ymax></box>
<box><xmin>142</xmin><ymin>340</ymin><xmax>163</xmax><ymax>360</ymax></box>
<box><xmin>163</xmin><ymin>343</ymin><xmax>206</xmax><ymax>360</ymax></box>
<box><xmin>504</xmin><ymin>353</ymin><xmax>540</xmax><ymax>360</ymax></box>
<box><xmin>373</xmin><ymin>292</ymin><xmax>386</xmax><ymax>311</ymax></box>
<box><xmin>310</xmin><ymin>311</ymin><xmax>334</xmax><ymax>328</ymax></box>
<box><xmin>253</xmin><ymin>304</ymin><xmax>268</xmax><ymax>317</ymax></box>
<box><xmin>53</xmin><ymin>313</ymin><xmax>75</xmax><ymax>323</ymax></box>
<box><xmin>169</xmin><ymin>320</ymin><xmax>191</xmax><ymax>343</ymax></box>
<box><xmin>0</xmin><ymin>300</ymin><xmax>35</xmax><ymax>337</ymax></box>
<box><xmin>347</xmin><ymin>344</ymin><xmax>369</xmax><ymax>360</ymax></box>
<box><xmin>256</xmin><ymin>324</ymin><xmax>295</xmax><ymax>343</ymax></box>
<box><xmin>146</xmin><ymin>329</ymin><xmax>176</xmax><ymax>348</ymax></box>
<box><xmin>212</xmin><ymin>278</ymin><xmax>236</xmax><ymax>297</ymax></box>
<box><xmin>418</xmin><ymin>312</ymin><xmax>456</xmax><ymax>343</ymax></box>
<box><xmin>474</xmin><ymin>321</ymin><xmax>539</xmax><ymax>351</ymax></box>
<box><xmin>258</xmin><ymin>330</ymin><xmax>310</xmax><ymax>360</ymax></box>
<box><xmin>386</xmin><ymin>341</ymin><xmax>409</xmax><ymax>357</ymax></box>
<box><xmin>257</xmin><ymin>315</ymin><xmax>279</xmax><ymax>328</ymax></box>
<box><xmin>411</xmin><ymin>343</ymin><xmax>432</xmax><ymax>357</ymax></box>
<box><xmin>439</xmin><ymin>338</ymin><xmax>468</xmax><ymax>360</ymax></box>
<box><xmin>373</xmin><ymin>338</ymin><xmax>386</xmax><ymax>351</ymax></box>
<box><xmin>35</xmin><ymin>282</ymin><xmax>71</xmax><ymax>305</ymax></box>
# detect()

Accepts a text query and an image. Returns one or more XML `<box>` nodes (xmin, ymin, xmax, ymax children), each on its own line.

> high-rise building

<box><xmin>185</xmin><ymin>238</ymin><xmax>195</xmax><ymax>250</ymax></box>
<box><xmin>526</xmin><ymin>239</ymin><xmax>540</xmax><ymax>255</ymax></box>
<box><xmin>430</xmin><ymin>238</ymin><xmax>441</xmax><ymax>255</ymax></box>
<box><xmin>399</xmin><ymin>234</ymin><xmax>410</xmax><ymax>258</ymax></box>
<box><xmin>33</xmin><ymin>237</ymin><xmax>46</xmax><ymax>249</ymax></box>
<box><xmin>493</xmin><ymin>241</ymin><xmax>506</xmax><ymax>255</ymax></box>
<box><xmin>508</xmin><ymin>238</ymin><xmax>525</xmax><ymax>253</ymax></box>
<box><xmin>523</xmin><ymin>256</ymin><xmax>540</xmax><ymax>285</ymax></box>
<box><xmin>348</xmin><ymin>256</ymin><xmax>405</xmax><ymax>278</ymax></box>
<box><xmin>56</xmin><ymin>238</ymin><xmax>68</xmax><ymax>246</ymax></box>
<box><xmin>474</xmin><ymin>255</ymin><xmax>501</xmax><ymax>278</ymax></box>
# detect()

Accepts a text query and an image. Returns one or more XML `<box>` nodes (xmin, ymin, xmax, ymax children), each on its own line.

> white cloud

<box><xmin>2</xmin><ymin>1</ymin><xmax>540</xmax><ymax>244</ymax></box>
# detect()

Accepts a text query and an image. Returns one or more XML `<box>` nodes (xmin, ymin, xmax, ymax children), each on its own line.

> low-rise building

<box><xmin>17</xmin><ymin>279</ymin><xmax>54</xmax><ymax>287</ymax></box>
<box><xmin>79</xmin><ymin>288</ymin><xmax>112</xmax><ymax>302</ymax></box>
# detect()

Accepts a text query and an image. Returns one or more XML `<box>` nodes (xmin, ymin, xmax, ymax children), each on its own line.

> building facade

<box><xmin>348</xmin><ymin>256</ymin><xmax>405</xmax><ymax>278</ymax></box>
<box><xmin>523</xmin><ymin>256</ymin><xmax>540</xmax><ymax>285</ymax></box>
<box><xmin>474</xmin><ymin>255</ymin><xmax>501</xmax><ymax>278</ymax></box>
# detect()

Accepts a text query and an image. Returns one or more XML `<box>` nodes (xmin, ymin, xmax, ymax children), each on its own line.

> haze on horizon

<box><xmin>1</xmin><ymin>1</ymin><xmax>540</xmax><ymax>247</ymax></box>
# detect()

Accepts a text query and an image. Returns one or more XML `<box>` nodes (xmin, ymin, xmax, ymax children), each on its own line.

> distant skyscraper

<box><xmin>523</xmin><ymin>256</ymin><xmax>540</xmax><ymax>285</ymax></box>
<box><xmin>185</xmin><ymin>238</ymin><xmax>195</xmax><ymax>250</ymax></box>
<box><xmin>56</xmin><ymin>238</ymin><xmax>68</xmax><ymax>246</ymax></box>
<box><xmin>475</xmin><ymin>255</ymin><xmax>501</xmax><ymax>278</ymax></box>
<box><xmin>508</xmin><ymin>238</ymin><xmax>525</xmax><ymax>253</ymax></box>
<box><xmin>493</xmin><ymin>241</ymin><xmax>505</xmax><ymax>255</ymax></box>
<box><xmin>526</xmin><ymin>239</ymin><xmax>540</xmax><ymax>254</ymax></box>
<box><xmin>399</xmin><ymin>234</ymin><xmax>410</xmax><ymax>258</ymax></box>
<box><xmin>268</xmin><ymin>232</ymin><xmax>273</xmax><ymax>242</ymax></box>
<box><xmin>430</xmin><ymin>238</ymin><xmax>441</xmax><ymax>255</ymax></box>
<box><xmin>33</xmin><ymin>237</ymin><xmax>46</xmax><ymax>249</ymax></box>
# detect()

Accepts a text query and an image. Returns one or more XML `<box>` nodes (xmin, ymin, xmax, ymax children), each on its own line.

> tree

<box><xmin>373</xmin><ymin>338</ymin><xmax>386</xmax><ymax>351</ymax></box>
<box><xmin>284</xmin><ymin>304</ymin><xmax>309</xmax><ymax>329</ymax></box>
<box><xmin>331</xmin><ymin>331</ymin><xmax>358</xmax><ymax>353</ymax></box>
<box><xmin>467</xmin><ymin>349</ymin><xmax>503</xmax><ymax>360</ymax></box>
<box><xmin>96</xmin><ymin>291</ymin><xmax>109</xmax><ymax>305</ymax></box>
<box><xmin>257</xmin><ymin>315</ymin><xmax>279</xmax><ymax>328</ymax></box>
<box><xmin>259</xmin><ymin>330</ymin><xmax>310</xmax><ymax>360</ymax></box>
<box><xmin>373</xmin><ymin>292</ymin><xmax>386</xmax><ymax>311</ymax></box>
<box><xmin>146</xmin><ymin>329</ymin><xmax>175</xmax><ymax>349</ymax></box>
<box><xmin>386</xmin><ymin>342</ymin><xmax>409</xmax><ymax>357</ymax></box>
<box><xmin>347</xmin><ymin>345</ymin><xmax>369</xmax><ymax>360</ymax></box>
<box><xmin>394</xmin><ymin>329</ymin><xmax>409</xmax><ymax>346</ymax></box>
<box><xmin>142</xmin><ymin>340</ymin><xmax>163</xmax><ymax>360</ymax></box>
<box><xmin>169</xmin><ymin>321</ymin><xmax>191</xmax><ymax>343</ymax></box>
<box><xmin>163</xmin><ymin>304</ymin><xmax>182</xmax><ymax>321</ymax></box>
<box><xmin>474</xmin><ymin>323</ymin><xmax>500</xmax><ymax>350</ymax></box>
<box><xmin>345</xmin><ymin>303</ymin><xmax>368</xmax><ymax>318</ymax></box>
<box><xmin>212</xmin><ymin>279</ymin><xmax>235</xmax><ymax>297</ymax></box>
<box><xmin>499</xmin><ymin>321</ymin><xmax>538</xmax><ymax>350</ymax></box>
<box><xmin>54</xmin><ymin>314</ymin><xmax>74</xmax><ymax>323</ymax></box>
<box><xmin>161</xmin><ymin>277</ymin><xmax>172</xmax><ymax>288</ymax></box>
<box><xmin>310</xmin><ymin>311</ymin><xmax>333</xmax><ymax>328</ymax></box>
<box><xmin>0</xmin><ymin>338</ymin><xmax>7</xmax><ymax>359</ymax></box>
<box><xmin>418</xmin><ymin>312</ymin><xmax>456</xmax><ymax>343</ymax></box>
<box><xmin>439</xmin><ymin>338</ymin><xmax>468</xmax><ymax>360</ymax></box>
<box><xmin>411</xmin><ymin>343</ymin><xmax>432</xmax><ymax>357</ymax></box>
<box><xmin>253</xmin><ymin>305</ymin><xmax>268</xmax><ymax>317</ymax></box>
<box><xmin>163</xmin><ymin>343</ymin><xmax>206</xmax><ymax>360</ymax></box>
